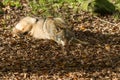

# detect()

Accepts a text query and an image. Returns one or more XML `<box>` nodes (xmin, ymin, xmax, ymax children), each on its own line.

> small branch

<box><xmin>93</xmin><ymin>16</ymin><xmax>120</xmax><ymax>26</ymax></box>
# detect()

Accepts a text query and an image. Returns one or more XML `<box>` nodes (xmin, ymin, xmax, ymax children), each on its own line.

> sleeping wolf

<box><xmin>12</xmin><ymin>16</ymin><xmax>88</xmax><ymax>46</ymax></box>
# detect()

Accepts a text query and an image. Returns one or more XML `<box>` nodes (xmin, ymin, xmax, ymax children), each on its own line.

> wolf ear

<box><xmin>53</xmin><ymin>18</ymin><xmax>67</xmax><ymax>29</ymax></box>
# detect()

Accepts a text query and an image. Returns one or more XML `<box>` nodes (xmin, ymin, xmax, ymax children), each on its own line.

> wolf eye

<box><xmin>23</xmin><ymin>32</ymin><xmax>28</xmax><ymax>35</ymax></box>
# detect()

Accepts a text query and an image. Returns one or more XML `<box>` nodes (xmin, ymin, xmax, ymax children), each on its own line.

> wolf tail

<box><xmin>69</xmin><ymin>38</ymin><xmax>89</xmax><ymax>45</ymax></box>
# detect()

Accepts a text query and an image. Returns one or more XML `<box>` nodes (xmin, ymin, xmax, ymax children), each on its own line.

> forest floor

<box><xmin>0</xmin><ymin>2</ymin><xmax>120</xmax><ymax>80</ymax></box>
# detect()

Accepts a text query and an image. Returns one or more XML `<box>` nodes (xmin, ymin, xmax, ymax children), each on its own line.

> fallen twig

<box><xmin>94</xmin><ymin>16</ymin><xmax>120</xmax><ymax>26</ymax></box>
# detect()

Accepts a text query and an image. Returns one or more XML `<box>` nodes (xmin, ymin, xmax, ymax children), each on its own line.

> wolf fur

<box><xmin>12</xmin><ymin>16</ymin><xmax>88</xmax><ymax>46</ymax></box>
<box><xmin>12</xmin><ymin>17</ymin><xmax>68</xmax><ymax>45</ymax></box>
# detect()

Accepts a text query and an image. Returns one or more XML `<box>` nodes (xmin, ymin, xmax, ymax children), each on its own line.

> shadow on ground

<box><xmin>0</xmin><ymin>30</ymin><xmax>120</xmax><ymax>77</ymax></box>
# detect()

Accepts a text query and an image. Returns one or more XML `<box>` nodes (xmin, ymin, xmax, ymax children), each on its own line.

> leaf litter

<box><xmin>0</xmin><ymin>2</ymin><xmax>120</xmax><ymax>80</ymax></box>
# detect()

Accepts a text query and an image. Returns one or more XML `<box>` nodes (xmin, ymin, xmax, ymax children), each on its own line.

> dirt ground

<box><xmin>0</xmin><ymin>2</ymin><xmax>120</xmax><ymax>80</ymax></box>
